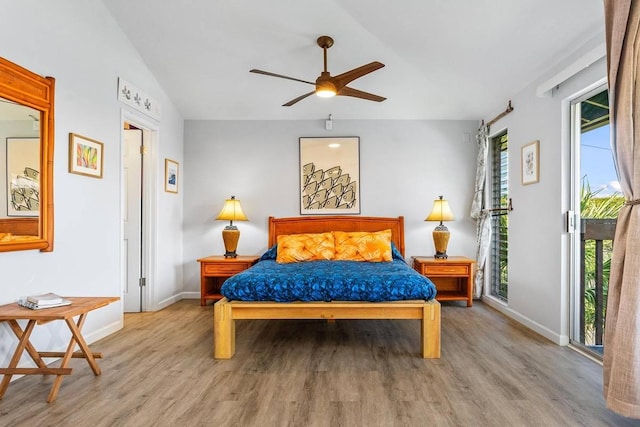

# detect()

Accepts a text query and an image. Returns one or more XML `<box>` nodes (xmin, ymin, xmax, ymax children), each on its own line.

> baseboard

<box><xmin>152</xmin><ymin>292</ymin><xmax>199</xmax><ymax>311</ymax></box>
<box><xmin>180</xmin><ymin>292</ymin><xmax>200</xmax><ymax>300</ymax></box>
<box><xmin>155</xmin><ymin>293</ymin><xmax>183</xmax><ymax>310</ymax></box>
<box><xmin>83</xmin><ymin>319</ymin><xmax>124</xmax><ymax>345</ymax></box>
<box><xmin>482</xmin><ymin>296</ymin><xmax>570</xmax><ymax>346</ymax></box>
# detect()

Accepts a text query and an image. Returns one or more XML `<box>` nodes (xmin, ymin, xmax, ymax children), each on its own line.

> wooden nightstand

<box><xmin>413</xmin><ymin>256</ymin><xmax>475</xmax><ymax>307</ymax></box>
<box><xmin>196</xmin><ymin>255</ymin><xmax>260</xmax><ymax>306</ymax></box>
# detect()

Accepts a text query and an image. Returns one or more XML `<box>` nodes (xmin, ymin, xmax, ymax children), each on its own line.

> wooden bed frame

<box><xmin>213</xmin><ymin>216</ymin><xmax>441</xmax><ymax>359</ymax></box>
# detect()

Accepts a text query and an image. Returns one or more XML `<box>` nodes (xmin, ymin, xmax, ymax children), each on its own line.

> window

<box><xmin>490</xmin><ymin>132</ymin><xmax>509</xmax><ymax>301</ymax></box>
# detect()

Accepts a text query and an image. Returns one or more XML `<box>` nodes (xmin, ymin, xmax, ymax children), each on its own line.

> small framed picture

<box><xmin>521</xmin><ymin>140</ymin><xmax>540</xmax><ymax>185</ymax></box>
<box><xmin>69</xmin><ymin>133</ymin><xmax>104</xmax><ymax>179</ymax></box>
<box><xmin>164</xmin><ymin>158</ymin><xmax>179</xmax><ymax>193</ymax></box>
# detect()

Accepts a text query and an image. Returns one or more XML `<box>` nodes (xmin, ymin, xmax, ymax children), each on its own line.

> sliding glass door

<box><xmin>570</xmin><ymin>85</ymin><xmax>620</xmax><ymax>358</ymax></box>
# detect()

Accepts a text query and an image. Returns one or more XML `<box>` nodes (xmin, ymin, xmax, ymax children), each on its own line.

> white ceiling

<box><xmin>102</xmin><ymin>0</ymin><xmax>605</xmax><ymax>121</ymax></box>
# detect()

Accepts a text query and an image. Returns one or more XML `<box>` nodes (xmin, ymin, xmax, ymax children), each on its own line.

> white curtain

<box><xmin>471</xmin><ymin>125</ymin><xmax>489</xmax><ymax>218</ymax></box>
<box><xmin>602</xmin><ymin>0</ymin><xmax>640</xmax><ymax>418</ymax></box>
<box><xmin>474</xmin><ymin>210</ymin><xmax>492</xmax><ymax>297</ymax></box>
<box><xmin>471</xmin><ymin>124</ymin><xmax>492</xmax><ymax>298</ymax></box>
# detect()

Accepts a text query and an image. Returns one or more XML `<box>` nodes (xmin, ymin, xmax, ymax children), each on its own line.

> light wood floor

<box><xmin>1</xmin><ymin>300</ymin><xmax>638</xmax><ymax>427</ymax></box>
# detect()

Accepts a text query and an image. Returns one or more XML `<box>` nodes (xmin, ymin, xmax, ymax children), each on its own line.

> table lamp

<box><xmin>215</xmin><ymin>195</ymin><xmax>248</xmax><ymax>258</ymax></box>
<box><xmin>425</xmin><ymin>195</ymin><xmax>454</xmax><ymax>259</ymax></box>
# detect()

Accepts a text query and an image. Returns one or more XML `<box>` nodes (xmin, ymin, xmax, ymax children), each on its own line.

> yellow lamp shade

<box><xmin>425</xmin><ymin>196</ymin><xmax>454</xmax><ymax>223</ymax></box>
<box><xmin>216</xmin><ymin>196</ymin><xmax>248</xmax><ymax>222</ymax></box>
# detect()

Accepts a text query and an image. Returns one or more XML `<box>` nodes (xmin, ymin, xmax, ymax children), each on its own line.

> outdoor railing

<box><xmin>580</xmin><ymin>218</ymin><xmax>616</xmax><ymax>346</ymax></box>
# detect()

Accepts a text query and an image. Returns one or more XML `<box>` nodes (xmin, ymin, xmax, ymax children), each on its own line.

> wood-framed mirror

<box><xmin>0</xmin><ymin>57</ymin><xmax>54</xmax><ymax>252</ymax></box>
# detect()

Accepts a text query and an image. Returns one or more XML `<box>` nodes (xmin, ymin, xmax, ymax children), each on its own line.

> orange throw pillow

<box><xmin>276</xmin><ymin>232</ymin><xmax>335</xmax><ymax>263</ymax></box>
<box><xmin>333</xmin><ymin>229</ymin><xmax>392</xmax><ymax>262</ymax></box>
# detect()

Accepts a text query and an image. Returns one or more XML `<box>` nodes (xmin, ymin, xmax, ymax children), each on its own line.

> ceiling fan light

<box><xmin>316</xmin><ymin>81</ymin><xmax>337</xmax><ymax>98</ymax></box>
<box><xmin>316</xmin><ymin>89</ymin><xmax>336</xmax><ymax>98</ymax></box>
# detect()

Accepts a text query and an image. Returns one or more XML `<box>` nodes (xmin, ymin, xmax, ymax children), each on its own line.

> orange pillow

<box><xmin>276</xmin><ymin>232</ymin><xmax>335</xmax><ymax>263</ymax></box>
<box><xmin>333</xmin><ymin>229</ymin><xmax>392</xmax><ymax>262</ymax></box>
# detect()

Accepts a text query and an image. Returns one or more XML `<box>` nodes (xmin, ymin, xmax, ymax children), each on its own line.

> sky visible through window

<box><xmin>581</xmin><ymin>124</ymin><xmax>619</xmax><ymax>196</ymax></box>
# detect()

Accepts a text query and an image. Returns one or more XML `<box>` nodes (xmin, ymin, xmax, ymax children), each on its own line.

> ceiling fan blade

<box><xmin>283</xmin><ymin>91</ymin><xmax>316</xmax><ymax>107</ymax></box>
<box><xmin>332</xmin><ymin>62</ymin><xmax>385</xmax><ymax>89</ymax></box>
<box><xmin>337</xmin><ymin>86</ymin><xmax>386</xmax><ymax>102</ymax></box>
<box><xmin>250</xmin><ymin>69</ymin><xmax>315</xmax><ymax>86</ymax></box>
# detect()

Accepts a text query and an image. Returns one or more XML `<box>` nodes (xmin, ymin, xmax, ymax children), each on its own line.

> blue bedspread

<box><xmin>221</xmin><ymin>257</ymin><xmax>437</xmax><ymax>302</ymax></box>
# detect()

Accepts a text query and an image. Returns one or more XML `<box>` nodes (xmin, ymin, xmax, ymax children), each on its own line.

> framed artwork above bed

<box><xmin>299</xmin><ymin>136</ymin><xmax>360</xmax><ymax>215</ymax></box>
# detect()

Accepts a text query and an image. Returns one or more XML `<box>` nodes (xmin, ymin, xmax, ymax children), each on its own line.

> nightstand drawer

<box><xmin>203</xmin><ymin>263</ymin><xmax>248</xmax><ymax>276</ymax></box>
<box><xmin>423</xmin><ymin>264</ymin><xmax>469</xmax><ymax>276</ymax></box>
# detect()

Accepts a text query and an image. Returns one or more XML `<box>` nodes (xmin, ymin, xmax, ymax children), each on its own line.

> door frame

<box><xmin>566</xmin><ymin>78</ymin><xmax>608</xmax><ymax>350</ymax></box>
<box><xmin>120</xmin><ymin>109</ymin><xmax>159</xmax><ymax>312</ymax></box>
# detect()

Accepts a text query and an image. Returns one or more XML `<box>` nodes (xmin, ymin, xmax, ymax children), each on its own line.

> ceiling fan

<box><xmin>250</xmin><ymin>35</ymin><xmax>386</xmax><ymax>107</ymax></box>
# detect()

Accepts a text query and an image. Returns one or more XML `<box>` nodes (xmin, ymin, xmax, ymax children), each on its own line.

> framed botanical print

<box><xmin>521</xmin><ymin>140</ymin><xmax>540</xmax><ymax>185</ymax></box>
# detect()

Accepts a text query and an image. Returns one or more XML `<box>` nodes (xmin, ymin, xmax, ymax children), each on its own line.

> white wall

<box><xmin>0</xmin><ymin>0</ymin><xmax>184</xmax><ymax>367</ymax></box>
<box><xmin>182</xmin><ymin>119</ymin><xmax>479</xmax><ymax>295</ymax></box>
<box><xmin>481</xmin><ymin>36</ymin><xmax>608</xmax><ymax>345</ymax></box>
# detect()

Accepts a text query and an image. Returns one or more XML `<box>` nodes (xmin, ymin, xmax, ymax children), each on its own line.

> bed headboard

<box><xmin>268</xmin><ymin>216</ymin><xmax>405</xmax><ymax>257</ymax></box>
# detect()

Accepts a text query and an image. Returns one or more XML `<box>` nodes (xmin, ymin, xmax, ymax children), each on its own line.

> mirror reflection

<box><xmin>0</xmin><ymin>99</ymin><xmax>41</xmax><ymax>239</ymax></box>
<box><xmin>0</xmin><ymin>55</ymin><xmax>54</xmax><ymax>252</ymax></box>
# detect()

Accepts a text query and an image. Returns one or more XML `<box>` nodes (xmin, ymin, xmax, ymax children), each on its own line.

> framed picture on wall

<box><xmin>69</xmin><ymin>133</ymin><xmax>104</xmax><ymax>179</ymax></box>
<box><xmin>164</xmin><ymin>158</ymin><xmax>179</xmax><ymax>193</ymax></box>
<box><xmin>521</xmin><ymin>140</ymin><xmax>540</xmax><ymax>185</ymax></box>
<box><xmin>299</xmin><ymin>136</ymin><xmax>360</xmax><ymax>215</ymax></box>
<box><xmin>6</xmin><ymin>137</ymin><xmax>40</xmax><ymax>216</ymax></box>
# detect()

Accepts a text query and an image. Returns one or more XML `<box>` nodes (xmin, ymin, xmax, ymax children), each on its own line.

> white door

<box><xmin>123</xmin><ymin>127</ymin><xmax>143</xmax><ymax>312</ymax></box>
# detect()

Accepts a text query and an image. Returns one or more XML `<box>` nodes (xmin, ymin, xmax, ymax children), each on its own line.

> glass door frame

<box><xmin>568</xmin><ymin>81</ymin><xmax>609</xmax><ymax>358</ymax></box>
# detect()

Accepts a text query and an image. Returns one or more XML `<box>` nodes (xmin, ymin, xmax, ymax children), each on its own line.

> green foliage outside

<box><xmin>581</xmin><ymin>178</ymin><xmax>624</xmax><ymax>345</ymax></box>
<box><xmin>497</xmin><ymin>205</ymin><xmax>508</xmax><ymax>300</ymax></box>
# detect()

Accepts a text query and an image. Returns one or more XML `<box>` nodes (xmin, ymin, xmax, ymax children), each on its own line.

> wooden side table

<box><xmin>413</xmin><ymin>256</ymin><xmax>475</xmax><ymax>307</ymax></box>
<box><xmin>196</xmin><ymin>255</ymin><xmax>260</xmax><ymax>305</ymax></box>
<box><xmin>0</xmin><ymin>296</ymin><xmax>119</xmax><ymax>403</ymax></box>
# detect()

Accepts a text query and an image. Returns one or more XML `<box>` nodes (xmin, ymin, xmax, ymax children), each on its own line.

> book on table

<box><xmin>18</xmin><ymin>293</ymin><xmax>71</xmax><ymax>310</ymax></box>
<box><xmin>27</xmin><ymin>292</ymin><xmax>65</xmax><ymax>305</ymax></box>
